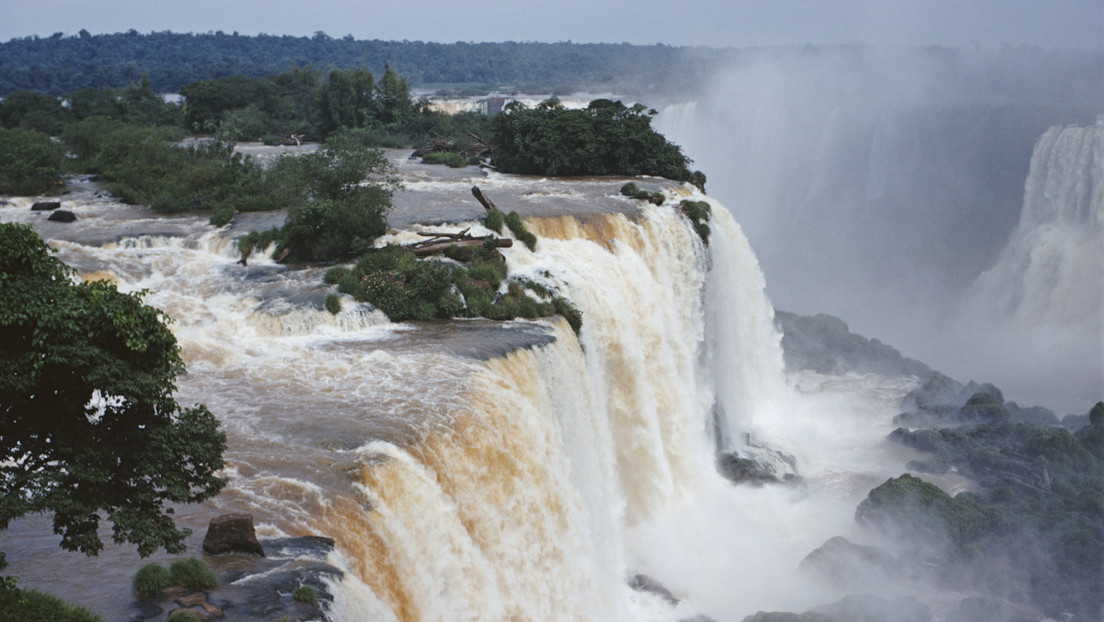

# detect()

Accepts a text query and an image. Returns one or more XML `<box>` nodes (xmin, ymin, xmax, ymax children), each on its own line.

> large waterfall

<box><xmin>10</xmin><ymin>158</ymin><xmax>914</xmax><ymax>621</ymax></box>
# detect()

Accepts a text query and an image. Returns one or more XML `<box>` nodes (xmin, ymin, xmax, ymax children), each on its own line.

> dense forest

<box><xmin>0</xmin><ymin>30</ymin><xmax>724</xmax><ymax>97</ymax></box>
<box><xmin>3</xmin><ymin>30</ymin><xmax>1103</xmax><ymax>104</ymax></box>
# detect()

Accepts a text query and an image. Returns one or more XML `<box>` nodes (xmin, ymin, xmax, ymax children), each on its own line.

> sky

<box><xmin>2</xmin><ymin>0</ymin><xmax>1102</xmax><ymax>49</ymax></box>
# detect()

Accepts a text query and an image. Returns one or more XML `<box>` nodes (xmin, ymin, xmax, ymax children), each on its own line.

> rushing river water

<box><xmin>1</xmin><ymin>148</ymin><xmax>925</xmax><ymax>621</ymax></box>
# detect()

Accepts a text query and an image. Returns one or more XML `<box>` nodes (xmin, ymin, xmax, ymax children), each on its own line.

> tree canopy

<box><xmin>490</xmin><ymin>98</ymin><xmax>704</xmax><ymax>185</ymax></box>
<box><xmin>0</xmin><ymin>223</ymin><xmax>226</xmax><ymax>562</ymax></box>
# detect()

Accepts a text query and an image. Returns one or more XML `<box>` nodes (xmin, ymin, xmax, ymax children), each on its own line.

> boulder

<box><xmin>628</xmin><ymin>573</ymin><xmax>679</xmax><ymax>605</ymax></box>
<box><xmin>31</xmin><ymin>201</ymin><xmax>61</xmax><ymax>211</ymax></box>
<box><xmin>811</xmin><ymin>594</ymin><xmax>931</xmax><ymax>622</ymax></box>
<box><xmin>798</xmin><ymin>536</ymin><xmax>900</xmax><ymax>589</ymax></box>
<box><xmin>203</xmin><ymin>513</ymin><xmax>265</xmax><ymax>556</ymax></box>
<box><xmin>717</xmin><ymin>442</ymin><xmax>799</xmax><ymax>485</ymax></box>
<box><xmin>47</xmin><ymin>210</ymin><xmax>77</xmax><ymax>223</ymax></box>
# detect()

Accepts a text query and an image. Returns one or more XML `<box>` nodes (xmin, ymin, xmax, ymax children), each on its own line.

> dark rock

<box><xmin>811</xmin><ymin>594</ymin><xmax>931</xmax><ymax>622</ymax></box>
<box><xmin>1090</xmin><ymin>401</ymin><xmax>1104</xmax><ymax>427</ymax></box>
<box><xmin>798</xmin><ymin>536</ymin><xmax>900</xmax><ymax>589</ymax></box>
<box><xmin>774</xmin><ymin>310</ymin><xmax>932</xmax><ymax>378</ymax></box>
<box><xmin>628</xmin><ymin>573</ymin><xmax>679</xmax><ymax>605</ymax></box>
<box><xmin>742</xmin><ymin>612</ymin><xmax>833</xmax><ymax>622</ymax></box>
<box><xmin>31</xmin><ymin>200</ymin><xmax>61</xmax><ymax>211</ymax></box>
<box><xmin>203</xmin><ymin>513</ymin><xmax>265</xmax><ymax>556</ymax></box>
<box><xmin>717</xmin><ymin>442</ymin><xmax>799</xmax><ymax>485</ymax></box>
<box><xmin>944</xmin><ymin>596</ymin><xmax>1044</xmax><ymax>622</ymax></box>
<box><xmin>128</xmin><ymin>600</ymin><xmax>163</xmax><ymax>620</ymax></box>
<box><xmin>263</xmin><ymin>535</ymin><xmax>337</xmax><ymax>558</ymax></box>
<box><xmin>47</xmin><ymin>209</ymin><xmax>77</xmax><ymax>222</ymax></box>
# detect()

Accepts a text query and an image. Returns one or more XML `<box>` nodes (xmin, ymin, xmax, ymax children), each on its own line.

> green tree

<box><xmin>0</xmin><ymin>223</ymin><xmax>226</xmax><ymax>561</ymax></box>
<box><xmin>0</xmin><ymin>127</ymin><xmax>66</xmax><ymax>195</ymax></box>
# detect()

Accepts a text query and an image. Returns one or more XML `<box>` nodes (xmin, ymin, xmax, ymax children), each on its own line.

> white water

<box><xmin>1</xmin><ymin>166</ymin><xmax>922</xmax><ymax>621</ymax></box>
<box><xmin>954</xmin><ymin>123</ymin><xmax>1104</xmax><ymax>413</ymax></box>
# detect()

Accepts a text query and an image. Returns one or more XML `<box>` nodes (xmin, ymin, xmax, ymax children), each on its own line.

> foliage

<box><xmin>332</xmin><ymin>244</ymin><xmax>582</xmax><ymax>333</ymax></box>
<box><xmin>856</xmin><ymin>474</ymin><xmax>992</xmax><ymax>553</ymax></box>
<box><xmin>0</xmin><ymin>90</ymin><xmax>70</xmax><ymax>134</ymax></box>
<box><xmin>0</xmin><ymin>223</ymin><xmax>227</xmax><ymax>559</ymax></box>
<box><xmin>483</xmin><ymin>208</ymin><xmax>505</xmax><ymax>233</ymax></box>
<box><xmin>421</xmin><ymin>152</ymin><xmax>472</xmax><ymax>167</ymax></box>
<box><xmin>132</xmin><ymin>562</ymin><xmax>171</xmax><ymax>599</ymax></box>
<box><xmin>167</xmin><ymin>558</ymin><xmax>217</xmax><ymax>590</ymax></box>
<box><xmin>490</xmin><ymin>98</ymin><xmax>704</xmax><ymax>184</ymax></box>
<box><xmin>503</xmin><ymin>211</ymin><xmax>537</xmax><ymax>251</ymax></box>
<box><xmin>292</xmin><ymin>585</ymin><xmax>318</xmax><ymax>606</ymax></box>
<box><xmin>882</xmin><ymin>408</ymin><xmax>1104</xmax><ymax>619</ymax></box>
<box><xmin>60</xmin><ymin>117</ymin><xmax>275</xmax><ymax>215</ymax></box>
<box><xmin>324</xmin><ymin>294</ymin><xmax>342</xmax><ymax>315</ymax></box>
<box><xmin>0</xmin><ymin>127</ymin><xmax>66</xmax><ymax>195</ymax></box>
<box><xmin>0</xmin><ymin>583</ymin><xmax>105</xmax><ymax>622</ymax></box>
<box><xmin>166</xmin><ymin>611</ymin><xmax>202</xmax><ymax>622</ymax></box>
<box><xmin>244</xmin><ymin>138</ymin><xmax>398</xmax><ymax>262</ymax></box>
<box><xmin>679</xmin><ymin>199</ymin><xmax>712</xmax><ymax>244</ymax></box>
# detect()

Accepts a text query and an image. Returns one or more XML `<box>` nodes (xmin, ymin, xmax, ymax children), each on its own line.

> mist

<box><xmin>657</xmin><ymin>45</ymin><xmax>1103</xmax><ymax>414</ymax></box>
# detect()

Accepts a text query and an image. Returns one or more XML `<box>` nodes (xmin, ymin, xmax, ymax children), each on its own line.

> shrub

<box><xmin>0</xmin><ymin>585</ymin><xmax>105</xmax><ymax>622</ymax></box>
<box><xmin>421</xmin><ymin>152</ymin><xmax>469</xmax><ymax>168</ymax></box>
<box><xmin>292</xmin><ymin>585</ymin><xmax>318</xmax><ymax>606</ymax></box>
<box><xmin>483</xmin><ymin>208</ymin><xmax>505</xmax><ymax>233</ymax></box>
<box><xmin>0</xmin><ymin>127</ymin><xmax>67</xmax><ymax>195</ymax></box>
<box><xmin>619</xmin><ymin>182</ymin><xmax>651</xmax><ymax>201</ymax></box>
<box><xmin>325</xmin><ymin>293</ymin><xmax>342</xmax><ymax>315</ymax></box>
<box><xmin>167</xmin><ymin>558</ymin><xmax>217</xmax><ymax>591</ymax></box>
<box><xmin>132</xmin><ymin>562</ymin><xmax>171</xmax><ymax>599</ymax></box>
<box><xmin>166</xmin><ymin>611</ymin><xmax>203</xmax><ymax>622</ymax></box>
<box><xmin>504</xmin><ymin>211</ymin><xmax>537</xmax><ymax>251</ymax></box>
<box><xmin>679</xmin><ymin>199</ymin><xmax>712</xmax><ymax>245</ymax></box>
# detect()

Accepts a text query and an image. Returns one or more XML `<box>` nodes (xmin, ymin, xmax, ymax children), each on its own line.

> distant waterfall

<box><xmin>967</xmin><ymin>124</ymin><xmax>1104</xmax><ymax>328</ymax></box>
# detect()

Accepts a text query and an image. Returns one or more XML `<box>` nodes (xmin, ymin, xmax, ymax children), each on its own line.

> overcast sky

<box><xmin>3</xmin><ymin>0</ymin><xmax>1102</xmax><ymax>49</ymax></box>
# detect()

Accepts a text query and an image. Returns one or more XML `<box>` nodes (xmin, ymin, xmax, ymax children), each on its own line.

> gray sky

<box><xmin>2</xmin><ymin>0</ymin><xmax>1102</xmax><ymax>49</ymax></box>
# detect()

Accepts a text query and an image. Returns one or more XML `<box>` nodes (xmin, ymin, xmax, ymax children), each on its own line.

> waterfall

<box><xmin>967</xmin><ymin>124</ymin><xmax>1104</xmax><ymax>328</ymax></box>
<box><xmin>317</xmin><ymin>201</ymin><xmax>790</xmax><ymax>620</ymax></box>
<box><xmin>1</xmin><ymin>171</ymin><xmax>801</xmax><ymax>620</ymax></box>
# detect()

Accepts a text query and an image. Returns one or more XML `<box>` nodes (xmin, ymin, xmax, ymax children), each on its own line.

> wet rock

<box><xmin>811</xmin><ymin>594</ymin><xmax>931</xmax><ymax>622</ymax></box>
<box><xmin>798</xmin><ymin>536</ymin><xmax>901</xmax><ymax>589</ymax></box>
<box><xmin>943</xmin><ymin>595</ymin><xmax>1045</xmax><ymax>622</ymax></box>
<box><xmin>628</xmin><ymin>573</ymin><xmax>679</xmax><ymax>605</ymax></box>
<box><xmin>263</xmin><ymin>535</ymin><xmax>337</xmax><ymax>558</ymax></box>
<box><xmin>203</xmin><ymin>513</ymin><xmax>265</xmax><ymax>556</ymax></box>
<box><xmin>47</xmin><ymin>209</ymin><xmax>77</xmax><ymax>222</ymax></box>
<box><xmin>31</xmin><ymin>200</ymin><xmax>61</xmax><ymax>210</ymax></box>
<box><xmin>717</xmin><ymin>442</ymin><xmax>800</xmax><ymax>485</ymax></box>
<box><xmin>128</xmin><ymin>600</ymin><xmax>162</xmax><ymax>620</ymax></box>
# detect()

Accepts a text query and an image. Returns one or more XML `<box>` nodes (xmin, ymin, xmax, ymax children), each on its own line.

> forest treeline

<box><xmin>3</xmin><ymin>30</ymin><xmax>1103</xmax><ymax>103</ymax></box>
<box><xmin>0</xmin><ymin>30</ymin><xmax>724</xmax><ymax>97</ymax></box>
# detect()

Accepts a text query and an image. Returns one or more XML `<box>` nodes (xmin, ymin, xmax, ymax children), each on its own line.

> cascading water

<box><xmin>953</xmin><ymin>123</ymin><xmax>1104</xmax><ymax>412</ymax></box>
<box><xmin>2</xmin><ymin>147</ymin><xmax>938</xmax><ymax>621</ymax></box>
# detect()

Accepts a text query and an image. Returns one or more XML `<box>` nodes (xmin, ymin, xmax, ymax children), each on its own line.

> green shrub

<box><xmin>484</xmin><ymin>208</ymin><xmax>505</xmax><ymax>233</ymax></box>
<box><xmin>504</xmin><ymin>211</ymin><xmax>537</xmax><ymax>251</ymax></box>
<box><xmin>325</xmin><ymin>293</ymin><xmax>342</xmax><ymax>315</ymax></box>
<box><xmin>132</xmin><ymin>562</ymin><xmax>171</xmax><ymax>599</ymax></box>
<box><xmin>619</xmin><ymin>182</ymin><xmax>652</xmax><ymax>201</ymax></box>
<box><xmin>0</xmin><ymin>586</ymin><xmax>105</xmax><ymax>622</ymax></box>
<box><xmin>167</xmin><ymin>558</ymin><xmax>217</xmax><ymax>591</ymax></box>
<box><xmin>0</xmin><ymin>127</ymin><xmax>67</xmax><ymax>196</ymax></box>
<box><xmin>679</xmin><ymin>199</ymin><xmax>712</xmax><ymax>245</ymax></box>
<box><xmin>292</xmin><ymin>585</ymin><xmax>319</xmax><ymax>606</ymax></box>
<box><xmin>421</xmin><ymin>152</ymin><xmax>469</xmax><ymax>168</ymax></box>
<box><xmin>166</xmin><ymin>610</ymin><xmax>203</xmax><ymax>622</ymax></box>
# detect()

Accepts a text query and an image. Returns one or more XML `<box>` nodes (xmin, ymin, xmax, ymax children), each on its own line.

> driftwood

<box><xmin>471</xmin><ymin>186</ymin><xmax>499</xmax><ymax>212</ymax></box>
<box><xmin>412</xmin><ymin>237</ymin><xmax>512</xmax><ymax>257</ymax></box>
<box><xmin>406</xmin><ymin>226</ymin><xmax>511</xmax><ymax>257</ymax></box>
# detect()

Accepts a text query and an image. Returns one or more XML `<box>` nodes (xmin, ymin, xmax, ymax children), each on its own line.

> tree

<box><xmin>0</xmin><ymin>127</ymin><xmax>66</xmax><ymax>195</ymax></box>
<box><xmin>0</xmin><ymin>223</ymin><xmax>226</xmax><ymax>564</ymax></box>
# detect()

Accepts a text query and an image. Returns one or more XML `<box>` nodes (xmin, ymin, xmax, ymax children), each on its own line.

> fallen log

<box><xmin>471</xmin><ymin>186</ymin><xmax>499</xmax><ymax>212</ymax></box>
<box><xmin>415</xmin><ymin>227</ymin><xmax>471</xmax><ymax>240</ymax></box>
<box><xmin>412</xmin><ymin>237</ymin><xmax>512</xmax><ymax>256</ymax></box>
